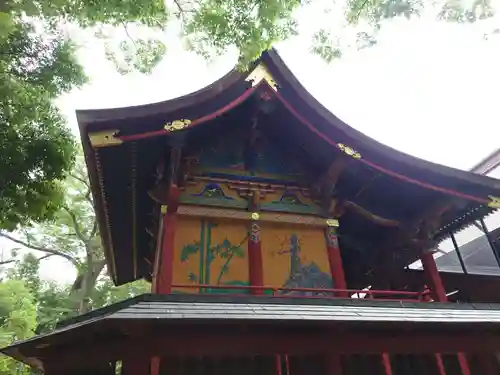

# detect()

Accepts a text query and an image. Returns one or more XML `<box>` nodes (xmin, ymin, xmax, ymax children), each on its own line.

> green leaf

<box><xmin>180</xmin><ymin>242</ymin><xmax>200</xmax><ymax>262</ymax></box>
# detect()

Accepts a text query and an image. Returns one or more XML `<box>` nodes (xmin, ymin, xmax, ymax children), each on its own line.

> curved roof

<box><xmin>77</xmin><ymin>48</ymin><xmax>500</xmax><ymax>285</ymax></box>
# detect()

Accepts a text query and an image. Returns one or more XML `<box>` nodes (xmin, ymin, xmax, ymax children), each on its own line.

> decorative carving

<box><xmin>88</xmin><ymin>130</ymin><xmax>122</xmax><ymax>148</ymax></box>
<box><xmin>250</xmin><ymin>222</ymin><xmax>261</xmax><ymax>243</ymax></box>
<box><xmin>192</xmin><ymin>183</ymin><xmax>234</xmax><ymax>200</ymax></box>
<box><xmin>326</xmin><ymin>218</ymin><xmax>339</xmax><ymax>227</ymax></box>
<box><xmin>272</xmin><ymin>191</ymin><xmax>305</xmax><ymax>206</ymax></box>
<box><xmin>164</xmin><ymin>119</ymin><xmax>191</xmax><ymax>132</ymax></box>
<box><xmin>337</xmin><ymin>143</ymin><xmax>361</xmax><ymax>159</ymax></box>
<box><xmin>325</xmin><ymin>226</ymin><xmax>339</xmax><ymax>248</ymax></box>
<box><xmin>250</xmin><ymin>212</ymin><xmax>260</xmax><ymax>221</ymax></box>
<box><xmin>488</xmin><ymin>195</ymin><xmax>500</xmax><ymax>208</ymax></box>
<box><xmin>245</xmin><ymin>63</ymin><xmax>278</xmax><ymax>91</ymax></box>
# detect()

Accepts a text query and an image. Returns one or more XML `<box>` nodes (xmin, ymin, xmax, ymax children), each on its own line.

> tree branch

<box><xmin>63</xmin><ymin>207</ymin><xmax>89</xmax><ymax>244</ymax></box>
<box><xmin>89</xmin><ymin>218</ymin><xmax>98</xmax><ymax>240</ymax></box>
<box><xmin>0</xmin><ymin>258</ymin><xmax>16</xmax><ymax>266</ymax></box>
<box><xmin>0</xmin><ymin>232</ymin><xmax>80</xmax><ymax>267</ymax></box>
<box><xmin>69</xmin><ymin>172</ymin><xmax>90</xmax><ymax>189</ymax></box>
<box><xmin>121</xmin><ymin>22</ymin><xmax>137</xmax><ymax>47</ymax></box>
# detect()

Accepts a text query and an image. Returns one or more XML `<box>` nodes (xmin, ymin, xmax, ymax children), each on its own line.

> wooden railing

<box><xmin>171</xmin><ymin>284</ymin><xmax>429</xmax><ymax>302</ymax></box>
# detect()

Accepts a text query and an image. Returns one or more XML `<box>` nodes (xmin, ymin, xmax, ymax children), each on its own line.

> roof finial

<box><xmin>245</xmin><ymin>63</ymin><xmax>278</xmax><ymax>91</ymax></box>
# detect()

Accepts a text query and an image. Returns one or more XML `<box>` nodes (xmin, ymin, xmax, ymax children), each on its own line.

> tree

<box><xmin>0</xmin><ymin>280</ymin><xmax>37</xmax><ymax>375</ymax></box>
<box><xmin>0</xmin><ymin>153</ymin><xmax>149</xmax><ymax>316</ymax></box>
<box><xmin>0</xmin><ymin>19</ymin><xmax>85</xmax><ymax>230</ymax></box>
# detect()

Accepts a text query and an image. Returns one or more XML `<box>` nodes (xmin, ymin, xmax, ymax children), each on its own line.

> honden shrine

<box><xmin>4</xmin><ymin>49</ymin><xmax>500</xmax><ymax>375</ymax></box>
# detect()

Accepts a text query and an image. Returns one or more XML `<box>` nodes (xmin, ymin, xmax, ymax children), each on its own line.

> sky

<box><xmin>3</xmin><ymin>6</ymin><xmax>500</xmax><ymax>285</ymax></box>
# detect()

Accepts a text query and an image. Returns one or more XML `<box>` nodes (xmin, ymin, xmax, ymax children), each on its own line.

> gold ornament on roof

<box><xmin>88</xmin><ymin>130</ymin><xmax>123</xmax><ymax>148</ymax></box>
<box><xmin>165</xmin><ymin>119</ymin><xmax>191</xmax><ymax>132</ymax></box>
<box><xmin>250</xmin><ymin>212</ymin><xmax>260</xmax><ymax>221</ymax></box>
<box><xmin>245</xmin><ymin>63</ymin><xmax>278</xmax><ymax>91</ymax></box>
<box><xmin>326</xmin><ymin>218</ymin><xmax>339</xmax><ymax>227</ymax></box>
<box><xmin>337</xmin><ymin>143</ymin><xmax>361</xmax><ymax>159</ymax></box>
<box><xmin>488</xmin><ymin>195</ymin><xmax>500</xmax><ymax>208</ymax></box>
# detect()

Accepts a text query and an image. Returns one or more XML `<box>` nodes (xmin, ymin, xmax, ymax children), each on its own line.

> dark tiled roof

<box><xmin>9</xmin><ymin>293</ymin><xmax>500</xmax><ymax>343</ymax></box>
<box><xmin>112</xmin><ymin>300</ymin><xmax>500</xmax><ymax>323</ymax></box>
<box><xmin>5</xmin><ymin>294</ymin><xmax>500</xmax><ymax>369</ymax></box>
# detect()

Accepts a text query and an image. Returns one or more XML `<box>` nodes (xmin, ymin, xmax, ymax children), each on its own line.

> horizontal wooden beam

<box><xmin>177</xmin><ymin>205</ymin><xmax>328</xmax><ymax>227</ymax></box>
<box><xmin>46</xmin><ymin>329</ymin><xmax>500</xmax><ymax>371</ymax></box>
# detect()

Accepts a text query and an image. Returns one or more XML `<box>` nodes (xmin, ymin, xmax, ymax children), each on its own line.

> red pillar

<box><xmin>248</xmin><ymin>213</ymin><xmax>264</xmax><ymax>295</ymax></box>
<box><xmin>381</xmin><ymin>354</ymin><xmax>393</xmax><ymax>375</ymax></box>
<box><xmin>435</xmin><ymin>354</ymin><xmax>446</xmax><ymax>375</ymax></box>
<box><xmin>325</xmin><ymin>220</ymin><xmax>347</xmax><ymax>297</ymax></box>
<box><xmin>457</xmin><ymin>353</ymin><xmax>471</xmax><ymax>375</ymax></box>
<box><xmin>420</xmin><ymin>250</ymin><xmax>447</xmax><ymax>302</ymax></box>
<box><xmin>153</xmin><ymin>185</ymin><xmax>180</xmax><ymax>295</ymax></box>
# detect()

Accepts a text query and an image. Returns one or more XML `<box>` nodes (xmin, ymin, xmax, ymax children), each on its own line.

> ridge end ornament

<box><xmin>245</xmin><ymin>63</ymin><xmax>278</xmax><ymax>91</ymax></box>
<box><xmin>165</xmin><ymin>119</ymin><xmax>191</xmax><ymax>132</ymax></box>
<box><xmin>337</xmin><ymin>143</ymin><xmax>361</xmax><ymax>159</ymax></box>
<box><xmin>88</xmin><ymin>130</ymin><xmax>123</xmax><ymax>148</ymax></box>
<box><xmin>488</xmin><ymin>195</ymin><xmax>500</xmax><ymax>208</ymax></box>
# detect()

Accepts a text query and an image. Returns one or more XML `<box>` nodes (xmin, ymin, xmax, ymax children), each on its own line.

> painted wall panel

<box><xmin>173</xmin><ymin>215</ymin><xmax>249</xmax><ymax>294</ymax></box>
<box><xmin>261</xmin><ymin>224</ymin><xmax>332</xmax><ymax>295</ymax></box>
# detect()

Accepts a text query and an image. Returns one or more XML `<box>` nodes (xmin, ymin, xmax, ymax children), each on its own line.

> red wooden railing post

<box><xmin>324</xmin><ymin>219</ymin><xmax>348</xmax><ymax>297</ymax></box>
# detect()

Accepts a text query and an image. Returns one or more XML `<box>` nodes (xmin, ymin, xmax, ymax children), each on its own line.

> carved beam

<box><xmin>369</xmin><ymin>199</ymin><xmax>456</xmax><ymax>284</ymax></box>
<box><xmin>343</xmin><ymin>201</ymin><xmax>400</xmax><ymax>228</ymax></box>
<box><xmin>311</xmin><ymin>157</ymin><xmax>347</xmax><ymax>214</ymax></box>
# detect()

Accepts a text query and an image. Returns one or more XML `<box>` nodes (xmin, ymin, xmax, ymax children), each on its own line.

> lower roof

<box><xmin>4</xmin><ymin>294</ymin><xmax>500</xmax><ymax>363</ymax></box>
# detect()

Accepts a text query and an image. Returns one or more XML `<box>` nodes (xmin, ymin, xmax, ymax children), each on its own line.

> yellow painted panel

<box><xmin>261</xmin><ymin>223</ymin><xmax>332</xmax><ymax>293</ymax></box>
<box><xmin>173</xmin><ymin>216</ymin><xmax>249</xmax><ymax>294</ymax></box>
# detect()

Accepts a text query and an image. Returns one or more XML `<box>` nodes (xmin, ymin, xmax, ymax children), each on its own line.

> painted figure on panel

<box><xmin>180</xmin><ymin>220</ymin><xmax>248</xmax><ymax>293</ymax></box>
<box><xmin>277</xmin><ymin>234</ymin><xmax>333</xmax><ymax>296</ymax></box>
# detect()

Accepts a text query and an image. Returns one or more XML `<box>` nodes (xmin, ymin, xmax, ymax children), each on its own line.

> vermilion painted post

<box><xmin>248</xmin><ymin>213</ymin><xmax>264</xmax><ymax>295</ymax></box>
<box><xmin>381</xmin><ymin>354</ymin><xmax>393</xmax><ymax>375</ymax></box>
<box><xmin>150</xmin><ymin>357</ymin><xmax>160</xmax><ymax>375</ymax></box>
<box><xmin>154</xmin><ymin>185</ymin><xmax>180</xmax><ymax>295</ymax></box>
<box><xmin>435</xmin><ymin>354</ymin><xmax>446</xmax><ymax>375</ymax></box>
<box><xmin>457</xmin><ymin>353</ymin><xmax>471</xmax><ymax>375</ymax></box>
<box><xmin>421</xmin><ymin>251</ymin><xmax>472</xmax><ymax>375</ymax></box>
<box><xmin>324</xmin><ymin>220</ymin><xmax>347</xmax><ymax>297</ymax></box>
<box><xmin>420</xmin><ymin>250</ymin><xmax>447</xmax><ymax>302</ymax></box>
